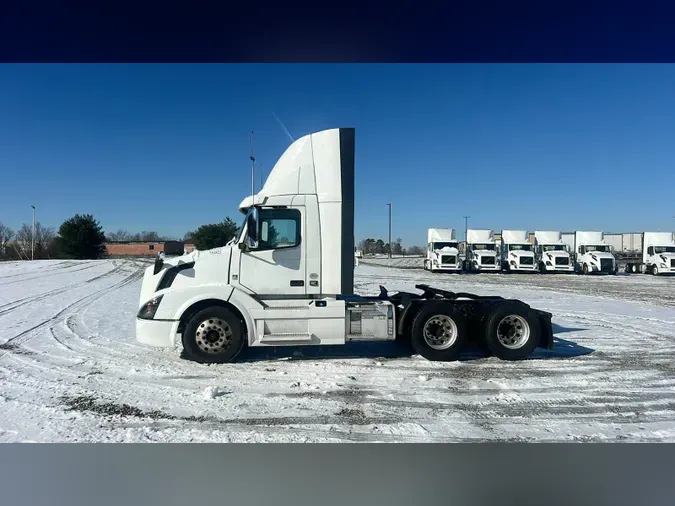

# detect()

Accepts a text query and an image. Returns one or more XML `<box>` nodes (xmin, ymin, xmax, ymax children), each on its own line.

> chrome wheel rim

<box><xmin>423</xmin><ymin>315</ymin><xmax>458</xmax><ymax>350</ymax></box>
<box><xmin>195</xmin><ymin>317</ymin><xmax>233</xmax><ymax>354</ymax></box>
<box><xmin>497</xmin><ymin>315</ymin><xmax>530</xmax><ymax>350</ymax></box>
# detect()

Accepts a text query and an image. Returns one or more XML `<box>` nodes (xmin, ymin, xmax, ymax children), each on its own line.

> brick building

<box><xmin>105</xmin><ymin>240</ymin><xmax>193</xmax><ymax>257</ymax></box>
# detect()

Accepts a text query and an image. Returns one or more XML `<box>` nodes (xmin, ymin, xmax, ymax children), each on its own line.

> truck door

<box><xmin>239</xmin><ymin>206</ymin><xmax>307</xmax><ymax>296</ymax></box>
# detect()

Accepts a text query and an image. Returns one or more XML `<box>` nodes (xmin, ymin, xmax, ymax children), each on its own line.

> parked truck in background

<box><xmin>500</xmin><ymin>230</ymin><xmax>536</xmax><ymax>273</ymax></box>
<box><xmin>135</xmin><ymin>128</ymin><xmax>554</xmax><ymax>364</ymax></box>
<box><xmin>465</xmin><ymin>229</ymin><xmax>500</xmax><ymax>272</ymax></box>
<box><xmin>624</xmin><ymin>232</ymin><xmax>675</xmax><ymax>275</ymax></box>
<box><xmin>424</xmin><ymin>228</ymin><xmax>462</xmax><ymax>273</ymax></box>
<box><xmin>568</xmin><ymin>231</ymin><xmax>619</xmax><ymax>275</ymax></box>
<box><xmin>534</xmin><ymin>231</ymin><xmax>574</xmax><ymax>273</ymax></box>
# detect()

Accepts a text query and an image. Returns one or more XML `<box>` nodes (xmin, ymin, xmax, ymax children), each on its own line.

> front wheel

<box><xmin>653</xmin><ymin>265</ymin><xmax>659</xmax><ymax>276</ymax></box>
<box><xmin>582</xmin><ymin>263</ymin><xmax>589</xmax><ymax>275</ymax></box>
<box><xmin>410</xmin><ymin>303</ymin><xmax>468</xmax><ymax>361</ymax></box>
<box><xmin>483</xmin><ymin>302</ymin><xmax>541</xmax><ymax>361</ymax></box>
<box><xmin>182</xmin><ymin>306</ymin><xmax>245</xmax><ymax>364</ymax></box>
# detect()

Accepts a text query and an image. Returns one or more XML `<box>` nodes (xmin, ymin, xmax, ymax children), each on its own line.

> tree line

<box><xmin>358</xmin><ymin>238</ymin><xmax>424</xmax><ymax>256</ymax></box>
<box><xmin>0</xmin><ymin>213</ymin><xmax>426</xmax><ymax>261</ymax></box>
<box><xmin>0</xmin><ymin>214</ymin><xmax>243</xmax><ymax>261</ymax></box>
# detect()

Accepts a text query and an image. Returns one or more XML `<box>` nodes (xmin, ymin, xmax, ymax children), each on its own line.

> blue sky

<box><xmin>1</xmin><ymin>64</ymin><xmax>674</xmax><ymax>245</ymax></box>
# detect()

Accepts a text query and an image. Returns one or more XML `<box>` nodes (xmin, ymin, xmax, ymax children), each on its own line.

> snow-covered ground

<box><xmin>1</xmin><ymin>259</ymin><xmax>674</xmax><ymax>442</ymax></box>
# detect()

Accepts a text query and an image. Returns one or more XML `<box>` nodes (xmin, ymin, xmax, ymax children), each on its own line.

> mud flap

<box><xmin>534</xmin><ymin>310</ymin><xmax>554</xmax><ymax>349</ymax></box>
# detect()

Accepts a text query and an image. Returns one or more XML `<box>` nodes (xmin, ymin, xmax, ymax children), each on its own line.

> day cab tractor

<box><xmin>136</xmin><ymin>128</ymin><xmax>555</xmax><ymax>363</ymax></box>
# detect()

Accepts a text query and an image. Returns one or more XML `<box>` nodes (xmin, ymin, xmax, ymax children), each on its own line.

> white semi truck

<box><xmin>465</xmin><ymin>229</ymin><xmax>500</xmax><ymax>272</ymax></box>
<box><xmin>136</xmin><ymin>128</ymin><xmax>554</xmax><ymax>364</ymax></box>
<box><xmin>500</xmin><ymin>230</ymin><xmax>536</xmax><ymax>272</ymax></box>
<box><xmin>568</xmin><ymin>231</ymin><xmax>619</xmax><ymax>275</ymax></box>
<box><xmin>624</xmin><ymin>232</ymin><xmax>675</xmax><ymax>275</ymax></box>
<box><xmin>423</xmin><ymin>228</ymin><xmax>462</xmax><ymax>272</ymax></box>
<box><xmin>534</xmin><ymin>231</ymin><xmax>574</xmax><ymax>273</ymax></box>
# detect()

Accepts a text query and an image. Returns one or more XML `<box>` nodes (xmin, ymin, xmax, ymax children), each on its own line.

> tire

<box><xmin>582</xmin><ymin>263</ymin><xmax>589</xmax><ymax>275</ymax></box>
<box><xmin>182</xmin><ymin>306</ymin><xmax>245</xmax><ymax>364</ymax></box>
<box><xmin>539</xmin><ymin>262</ymin><xmax>546</xmax><ymax>274</ymax></box>
<box><xmin>483</xmin><ymin>302</ymin><xmax>541</xmax><ymax>361</ymax></box>
<box><xmin>653</xmin><ymin>265</ymin><xmax>659</xmax><ymax>276</ymax></box>
<box><xmin>410</xmin><ymin>303</ymin><xmax>468</xmax><ymax>361</ymax></box>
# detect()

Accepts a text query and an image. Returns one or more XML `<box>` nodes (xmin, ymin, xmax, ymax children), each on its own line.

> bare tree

<box><xmin>0</xmin><ymin>222</ymin><xmax>14</xmax><ymax>257</ymax></box>
<box><xmin>14</xmin><ymin>222</ymin><xmax>56</xmax><ymax>259</ymax></box>
<box><xmin>107</xmin><ymin>229</ymin><xmax>131</xmax><ymax>241</ymax></box>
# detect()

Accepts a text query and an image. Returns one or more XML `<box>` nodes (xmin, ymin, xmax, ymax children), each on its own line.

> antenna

<box><xmin>260</xmin><ymin>163</ymin><xmax>264</xmax><ymax>189</ymax></box>
<box><xmin>272</xmin><ymin>112</ymin><xmax>295</xmax><ymax>142</ymax></box>
<box><xmin>249</xmin><ymin>131</ymin><xmax>255</xmax><ymax>199</ymax></box>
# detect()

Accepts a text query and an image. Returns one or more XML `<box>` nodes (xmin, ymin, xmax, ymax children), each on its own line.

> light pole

<box><xmin>387</xmin><ymin>203</ymin><xmax>392</xmax><ymax>259</ymax></box>
<box><xmin>31</xmin><ymin>205</ymin><xmax>36</xmax><ymax>261</ymax></box>
<box><xmin>463</xmin><ymin>215</ymin><xmax>470</xmax><ymax>259</ymax></box>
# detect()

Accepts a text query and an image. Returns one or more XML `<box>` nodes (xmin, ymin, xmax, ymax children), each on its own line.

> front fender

<box><xmin>152</xmin><ymin>284</ymin><xmax>235</xmax><ymax>321</ymax></box>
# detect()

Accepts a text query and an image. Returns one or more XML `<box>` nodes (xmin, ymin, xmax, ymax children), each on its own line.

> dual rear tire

<box><xmin>410</xmin><ymin>302</ymin><xmax>540</xmax><ymax>361</ymax></box>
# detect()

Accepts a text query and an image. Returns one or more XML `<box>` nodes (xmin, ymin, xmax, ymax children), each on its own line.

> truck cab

<box><xmin>642</xmin><ymin>232</ymin><xmax>675</xmax><ymax>275</ymax></box>
<box><xmin>500</xmin><ymin>230</ymin><xmax>536</xmax><ymax>272</ymax></box>
<box><xmin>465</xmin><ymin>229</ymin><xmax>499</xmax><ymax>272</ymax></box>
<box><xmin>424</xmin><ymin>228</ymin><xmax>461</xmax><ymax>272</ymax></box>
<box><xmin>572</xmin><ymin>231</ymin><xmax>618</xmax><ymax>275</ymax></box>
<box><xmin>534</xmin><ymin>231</ymin><xmax>574</xmax><ymax>273</ymax></box>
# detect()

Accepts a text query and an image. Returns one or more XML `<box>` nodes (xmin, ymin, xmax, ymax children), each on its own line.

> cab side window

<box><xmin>256</xmin><ymin>208</ymin><xmax>301</xmax><ymax>250</ymax></box>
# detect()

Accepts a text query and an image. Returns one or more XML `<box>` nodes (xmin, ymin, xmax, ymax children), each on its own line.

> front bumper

<box><xmin>136</xmin><ymin>318</ymin><xmax>179</xmax><ymax>347</ymax></box>
<box><xmin>510</xmin><ymin>265</ymin><xmax>537</xmax><ymax>272</ymax></box>
<box><xmin>432</xmin><ymin>264</ymin><xmax>462</xmax><ymax>271</ymax></box>
<box><xmin>475</xmin><ymin>264</ymin><xmax>500</xmax><ymax>271</ymax></box>
<box><xmin>543</xmin><ymin>264</ymin><xmax>575</xmax><ymax>272</ymax></box>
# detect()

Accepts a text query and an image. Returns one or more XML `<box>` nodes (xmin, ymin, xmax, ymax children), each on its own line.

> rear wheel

<box><xmin>410</xmin><ymin>303</ymin><xmax>468</xmax><ymax>361</ymax></box>
<box><xmin>182</xmin><ymin>306</ymin><xmax>245</xmax><ymax>364</ymax></box>
<box><xmin>483</xmin><ymin>302</ymin><xmax>541</xmax><ymax>361</ymax></box>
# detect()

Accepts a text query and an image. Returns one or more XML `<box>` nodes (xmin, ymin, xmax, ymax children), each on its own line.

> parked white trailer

<box><xmin>571</xmin><ymin>231</ymin><xmax>619</xmax><ymax>275</ymax></box>
<box><xmin>135</xmin><ymin>128</ymin><xmax>554</xmax><ymax>363</ymax></box>
<box><xmin>622</xmin><ymin>232</ymin><xmax>643</xmax><ymax>253</ymax></box>
<box><xmin>561</xmin><ymin>232</ymin><xmax>575</xmax><ymax>253</ymax></box>
<box><xmin>625</xmin><ymin>232</ymin><xmax>675</xmax><ymax>275</ymax></box>
<box><xmin>534</xmin><ymin>231</ymin><xmax>574</xmax><ymax>273</ymax></box>
<box><xmin>465</xmin><ymin>229</ymin><xmax>500</xmax><ymax>272</ymax></box>
<box><xmin>603</xmin><ymin>233</ymin><xmax>623</xmax><ymax>253</ymax></box>
<box><xmin>424</xmin><ymin>228</ymin><xmax>462</xmax><ymax>272</ymax></box>
<box><xmin>500</xmin><ymin>230</ymin><xmax>536</xmax><ymax>272</ymax></box>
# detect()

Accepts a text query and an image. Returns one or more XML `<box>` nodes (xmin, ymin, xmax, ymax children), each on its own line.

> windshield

<box><xmin>542</xmin><ymin>245</ymin><xmax>566</xmax><ymax>252</ymax></box>
<box><xmin>434</xmin><ymin>242</ymin><xmax>457</xmax><ymax>250</ymax></box>
<box><xmin>654</xmin><ymin>246</ymin><xmax>675</xmax><ymax>254</ymax></box>
<box><xmin>586</xmin><ymin>245</ymin><xmax>610</xmax><ymax>253</ymax></box>
<box><xmin>471</xmin><ymin>243</ymin><xmax>495</xmax><ymax>251</ymax></box>
<box><xmin>509</xmin><ymin>244</ymin><xmax>532</xmax><ymax>252</ymax></box>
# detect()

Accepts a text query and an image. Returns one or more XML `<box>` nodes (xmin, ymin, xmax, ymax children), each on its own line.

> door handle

<box><xmin>290</xmin><ymin>280</ymin><xmax>304</xmax><ymax>287</ymax></box>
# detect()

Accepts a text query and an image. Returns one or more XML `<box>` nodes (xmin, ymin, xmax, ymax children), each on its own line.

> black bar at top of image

<box><xmin>1</xmin><ymin>3</ymin><xmax>675</xmax><ymax>62</ymax></box>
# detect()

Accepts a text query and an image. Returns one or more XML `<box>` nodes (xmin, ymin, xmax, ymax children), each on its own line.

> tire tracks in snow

<box><xmin>0</xmin><ymin>261</ymin><xmax>101</xmax><ymax>286</ymax></box>
<box><xmin>0</xmin><ymin>262</ymin><xmax>144</xmax><ymax>353</ymax></box>
<box><xmin>0</xmin><ymin>262</ymin><xmax>126</xmax><ymax>317</ymax></box>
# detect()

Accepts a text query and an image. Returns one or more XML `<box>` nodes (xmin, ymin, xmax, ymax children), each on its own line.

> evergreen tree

<box><xmin>57</xmin><ymin>214</ymin><xmax>106</xmax><ymax>259</ymax></box>
<box><xmin>191</xmin><ymin>218</ymin><xmax>239</xmax><ymax>250</ymax></box>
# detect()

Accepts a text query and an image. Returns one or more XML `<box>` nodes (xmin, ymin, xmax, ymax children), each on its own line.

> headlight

<box><xmin>137</xmin><ymin>295</ymin><xmax>164</xmax><ymax>320</ymax></box>
<box><xmin>661</xmin><ymin>263</ymin><xmax>667</xmax><ymax>268</ymax></box>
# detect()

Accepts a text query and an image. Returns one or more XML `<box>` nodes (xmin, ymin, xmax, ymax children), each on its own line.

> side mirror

<box><xmin>238</xmin><ymin>242</ymin><xmax>249</xmax><ymax>252</ymax></box>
